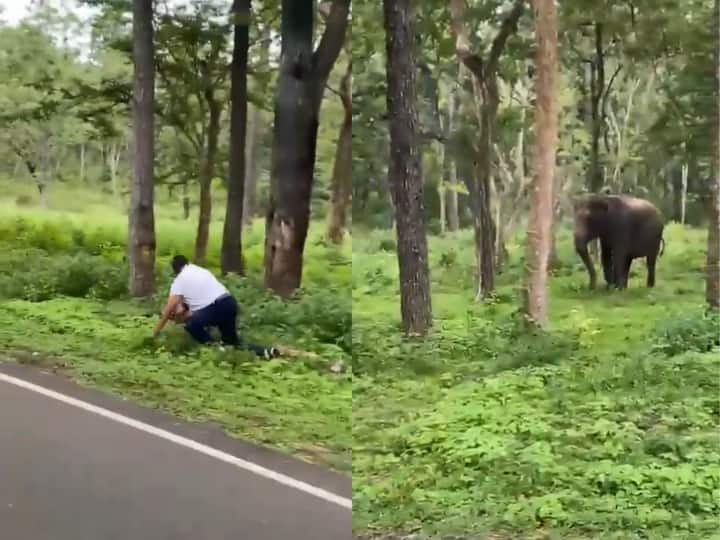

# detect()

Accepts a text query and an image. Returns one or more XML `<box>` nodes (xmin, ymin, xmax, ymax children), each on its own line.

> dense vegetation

<box><xmin>352</xmin><ymin>0</ymin><xmax>719</xmax><ymax>538</ymax></box>
<box><xmin>0</xmin><ymin>181</ymin><xmax>352</xmax><ymax>470</ymax></box>
<box><xmin>352</xmin><ymin>225</ymin><xmax>719</xmax><ymax>538</ymax></box>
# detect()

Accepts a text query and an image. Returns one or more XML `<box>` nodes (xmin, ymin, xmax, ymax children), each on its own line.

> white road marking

<box><xmin>0</xmin><ymin>372</ymin><xmax>351</xmax><ymax>510</ymax></box>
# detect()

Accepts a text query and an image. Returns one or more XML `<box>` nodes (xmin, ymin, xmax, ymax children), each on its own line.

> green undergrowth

<box><xmin>352</xmin><ymin>224</ymin><xmax>720</xmax><ymax>539</ymax></box>
<box><xmin>0</xmin><ymin>194</ymin><xmax>351</xmax><ymax>471</ymax></box>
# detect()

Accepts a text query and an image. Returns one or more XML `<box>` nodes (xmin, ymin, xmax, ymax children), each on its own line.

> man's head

<box><xmin>171</xmin><ymin>255</ymin><xmax>189</xmax><ymax>276</ymax></box>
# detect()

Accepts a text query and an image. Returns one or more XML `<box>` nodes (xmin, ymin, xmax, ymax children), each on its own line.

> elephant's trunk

<box><xmin>575</xmin><ymin>236</ymin><xmax>597</xmax><ymax>289</ymax></box>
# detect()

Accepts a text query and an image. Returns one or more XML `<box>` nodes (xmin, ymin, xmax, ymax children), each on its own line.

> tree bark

<box><xmin>588</xmin><ymin>21</ymin><xmax>605</xmax><ymax>193</ymax></box>
<box><xmin>221</xmin><ymin>0</ymin><xmax>251</xmax><ymax>275</ymax></box>
<box><xmin>108</xmin><ymin>142</ymin><xmax>121</xmax><ymax>196</ymax></box>
<box><xmin>524</xmin><ymin>0</ymin><xmax>558</xmax><ymax>326</ymax></box>
<box><xmin>193</xmin><ymin>90</ymin><xmax>221</xmax><ymax>265</ymax></box>
<box><xmin>446</xmin><ymin>88</ymin><xmax>460</xmax><ymax>232</ymax></box>
<box><xmin>449</xmin><ymin>0</ymin><xmax>524</xmax><ymax>299</ymax></box>
<box><xmin>264</xmin><ymin>0</ymin><xmax>349</xmax><ymax>296</ymax></box>
<box><xmin>384</xmin><ymin>0</ymin><xmax>433</xmax><ymax>336</ymax></box>
<box><xmin>182</xmin><ymin>179</ymin><xmax>190</xmax><ymax>220</ymax></box>
<box><xmin>707</xmin><ymin>1</ymin><xmax>720</xmax><ymax>310</ymax></box>
<box><xmin>243</xmin><ymin>103</ymin><xmax>260</xmax><ymax>226</ymax></box>
<box><xmin>128</xmin><ymin>0</ymin><xmax>156</xmax><ymax>297</ymax></box>
<box><xmin>327</xmin><ymin>58</ymin><xmax>352</xmax><ymax>244</ymax></box>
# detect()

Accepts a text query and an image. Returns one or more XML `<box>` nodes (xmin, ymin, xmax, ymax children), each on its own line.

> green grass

<box><xmin>352</xmin><ymin>224</ymin><xmax>720</xmax><ymax>539</ymax></box>
<box><xmin>0</xmin><ymin>181</ymin><xmax>352</xmax><ymax>472</ymax></box>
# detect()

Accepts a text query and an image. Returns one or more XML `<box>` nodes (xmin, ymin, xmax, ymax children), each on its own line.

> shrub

<box><xmin>653</xmin><ymin>312</ymin><xmax>720</xmax><ymax>356</ymax></box>
<box><xmin>378</xmin><ymin>238</ymin><xmax>396</xmax><ymax>252</ymax></box>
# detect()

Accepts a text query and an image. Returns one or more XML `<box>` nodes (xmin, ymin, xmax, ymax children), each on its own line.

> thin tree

<box><xmin>326</xmin><ymin>56</ymin><xmax>352</xmax><ymax>244</ymax></box>
<box><xmin>384</xmin><ymin>0</ymin><xmax>433</xmax><ymax>335</ymax></box>
<box><xmin>128</xmin><ymin>0</ymin><xmax>156</xmax><ymax>297</ymax></box>
<box><xmin>448</xmin><ymin>0</ymin><xmax>525</xmax><ymax>299</ymax></box>
<box><xmin>524</xmin><ymin>0</ymin><xmax>559</xmax><ymax>325</ymax></box>
<box><xmin>707</xmin><ymin>0</ymin><xmax>720</xmax><ymax>310</ymax></box>
<box><xmin>221</xmin><ymin>0</ymin><xmax>251</xmax><ymax>274</ymax></box>
<box><xmin>264</xmin><ymin>0</ymin><xmax>350</xmax><ymax>296</ymax></box>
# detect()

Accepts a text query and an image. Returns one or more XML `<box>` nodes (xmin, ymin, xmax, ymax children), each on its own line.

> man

<box><xmin>153</xmin><ymin>255</ymin><xmax>279</xmax><ymax>359</ymax></box>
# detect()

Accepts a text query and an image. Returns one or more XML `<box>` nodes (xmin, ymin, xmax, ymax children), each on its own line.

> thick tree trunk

<box><xmin>473</xmin><ymin>91</ymin><xmax>498</xmax><ymax>298</ymax></box>
<box><xmin>242</xmin><ymin>104</ymin><xmax>260</xmax><ymax>226</ymax></box>
<box><xmin>384</xmin><ymin>0</ymin><xmax>433</xmax><ymax>336</ymax></box>
<box><xmin>708</xmin><ymin>167</ymin><xmax>720</xmax><ymax>309</ymax></box>
<box><xmin>221</xmin><ymin>0</ymin><xmax>251</xmax><ymax>275</ymax></box>
<box><xmin>194</xmin><ymin>93</ymin><xmax>221</xmax><ymax>265</ymax></box>
<box><xmin>264</xmin><ymin>0</ymin><xmax>349</xmax><ymax>296</ymax></box>
<box><xmin>525</xmin><ymin>0</ymin><xmax>558</xmax><ymax>326</ymax></box>
<box><xmin>327</xmin><ymin>58</ymin><xmax>352</xmax><ymax>244</ymax></box>
<box><xmin>264</xmin><ymin>0</ymin><xmax>316</xmax><ymax>296</ymax></box>
<box><xmin>128</xmin><ymin>0</ymin><xmax>156</xmax><ymax>297</ymax></box>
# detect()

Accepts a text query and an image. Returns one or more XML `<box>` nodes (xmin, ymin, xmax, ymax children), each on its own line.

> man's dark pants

<box><xmin>184</xmin><ymin>295</ymin><xmax>265</xmax><ymax>356</ymax></box>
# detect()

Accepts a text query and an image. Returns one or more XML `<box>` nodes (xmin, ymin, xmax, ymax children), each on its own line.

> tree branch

<box><xmin>600</xmin><ymin>64</ymin><xmax>622</xmax><ymax>126</ymax></box>
<box><xmin>312</xmin><ymin>0</ymin><xmax>350</xmax><ymax>84</ymax></box>
<box><xmin>448</xmin><ymin>0</ymin><xmax>485</xmax><ymax>79</ymax></box>
<box><xmin>487</xmin><ymin>0</ymin><xmax>525</xmax><ymax>74</ymax></box>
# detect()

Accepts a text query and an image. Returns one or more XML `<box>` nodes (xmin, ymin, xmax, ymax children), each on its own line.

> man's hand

<box><xmin>153</xmin><ymin>294</ymin><xmax>182</xmax><ymax>338</ymax></box>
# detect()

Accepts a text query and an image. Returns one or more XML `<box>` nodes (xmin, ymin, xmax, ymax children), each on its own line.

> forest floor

<box><xmin>352</xmin><ymin>224</ymin><xmax>720</xmax><ymax>539</ymax></box>
<box><xmin>0</xmin><ymin>182</ymin><xmax>352</xmax><ymax>472</ymax></box>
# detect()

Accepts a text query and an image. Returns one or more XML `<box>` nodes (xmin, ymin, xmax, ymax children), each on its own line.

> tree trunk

<box><xmin>681</xmin><ymin>162</ymin><xmax>688</xmax><ymax>225</ymax></box>
<box><xmin>242</xmin><ymin>103</ymin><xmax>260</xmax><ymax>226</ymax></box>
<box><xmin>221</xmin><ymin>0</ymin><xmax>251</xmax><ymax>275</ymax></box>
<box><xmin>588</xmin><ymin>21</ymin><xmax>605</xmax><ymax>193</ymax></box>
<box><xmin>439</xmin><ymin>178</ymin><xmax>447</xmax><ymax>234</ymax></box>
<box><xmin>182</xmin><ymin>179</ymin><xmax>190</xmax><ymax>220</ymax></box>
<box><xmin>473</xmin><ymin>88</ymin><xmax>498</xmax><ymax>298</ymax></box>
<box><xmin>108</xmin><ymin>142</ymin><xmax>120</xmax><ymax>196</ymax></box>
<box><xmin>128</xmin><ymin>0</ymin><xmax>156</xmax><ymax>297</ymax></box>
<box><xmin>448</xmin><ymin>0</ymin><xmax>524</xmax><ymax>298</ymax></box>
<box><xmin>194</xmin><ymin>92</ymin><xmax>221</xmax><ymax>265</ymax></box>
<box><xmin>708</xmin><ymin>165</ymin><xmax>720</xmax><ymax>309</ymax></box>
<box><xmin>384</xmin><ymin>0</ymin><xmax>433</xmax><ymax>336</ymax></box>
<box><xmin>446</xmin><ymin>88</ymin><xmax>460</xmax><ymax>232</ymax></box>
<box><xmin>264</xmin><ymin>0</ymin><xmax>349</xmax><ymax>296</ymax></box>
<box><xmin>327</xmin><ymin>58</ymin><xmax>352</xmax><ymax>244</ymax></box>
<box><xmin>707</xmin><ymin>5</ymin><xmax>720</xmax><ymax>310</ymax></box>
<box><xmin>524</xmin><ymin>0</ymin><xmax>558</xmax><ymax>326</ymax></box>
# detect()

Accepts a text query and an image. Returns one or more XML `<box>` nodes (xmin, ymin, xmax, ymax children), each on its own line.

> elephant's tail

<box><xmin>659</xmin><ymin>237</ymin><xmax>666</xmax><ymax>256</ymax></box>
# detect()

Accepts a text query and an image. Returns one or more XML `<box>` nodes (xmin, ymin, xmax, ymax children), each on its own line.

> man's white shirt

<box><xmin>169</xmin><ymin>264</ymin><xmax>229</xmax><ymax>312</ymax></box>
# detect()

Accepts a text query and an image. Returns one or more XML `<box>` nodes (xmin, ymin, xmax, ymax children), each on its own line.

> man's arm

<box><xmin>153</xmin><ymin>294</ymin><xmax>183</xmax><ymax>338</ymax></box>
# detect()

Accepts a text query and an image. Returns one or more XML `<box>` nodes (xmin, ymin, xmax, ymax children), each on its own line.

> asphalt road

<box><xmin>0</xmin><ymin>363</ymin><xmax>351</xmax><ymax>540</ymax></box>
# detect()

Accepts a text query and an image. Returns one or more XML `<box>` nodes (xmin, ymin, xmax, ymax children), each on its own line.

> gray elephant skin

<box><xmin>573</xmin><ymin>194</ymin><xmax>665</xmax><ymax>290</ymax></box>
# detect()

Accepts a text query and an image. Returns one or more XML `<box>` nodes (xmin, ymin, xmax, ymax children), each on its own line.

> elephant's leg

<box><xmin>623</xmin><ymin>258</ymin><xmax>633</xmax><ymax>289</ymax></box>
<box><xmin>613</xmin><ymin>249</ymin><xmax>629</xmax><ymax>289</ymax></box>
<box><xmin>600</xmin><ymin>240</ymin><xmax>614</xmax><ymax>287</ymax></box>
<box><xmin>575</xmin><ymin>238</ymin><xmax>597</xmax><ymax>289</ymax></box>
<box><xmin>646</xmin><ymin>253</ymin><xmax>657</xmax><ymax>288</ymax></box>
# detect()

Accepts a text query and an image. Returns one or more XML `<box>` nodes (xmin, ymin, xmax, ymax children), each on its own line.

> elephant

<box><xmin>573</xmin><ymin>194</ymin><xmax>665</xmax><ymax>290</ymax></box>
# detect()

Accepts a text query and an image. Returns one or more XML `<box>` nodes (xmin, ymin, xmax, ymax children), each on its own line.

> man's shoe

<box><xmin>262</xmin><ymin>347</ymin><xmax>280</xmax><ymax>359</ymax></box>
